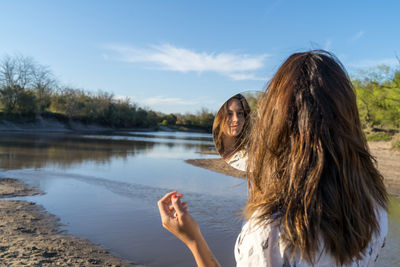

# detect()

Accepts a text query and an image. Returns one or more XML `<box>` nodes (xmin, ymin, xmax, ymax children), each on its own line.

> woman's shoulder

<box><xmin>235</xmin><ymin>206</ymin><xmax>389</xmax><ymax>267</ymax></box>
<box><xmin>376</xmin><ymin>205</ymin><xmax>388</xmax><ymax>235</ymax></box>
<box><xmin>235</xmin><ymin>213</ymin><xmax>284</xmax><ymax>266</ymax></box>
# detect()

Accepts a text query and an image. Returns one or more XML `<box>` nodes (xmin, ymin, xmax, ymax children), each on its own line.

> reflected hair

<box><xmin>245</xmin><ymin>50</ymin><xmax>387</xmax><ymax>264</ymax></box>
<box><xmin>212</xmin><ymin>94</ymin><xmax>251</xmax><ymax>158</ymax></box>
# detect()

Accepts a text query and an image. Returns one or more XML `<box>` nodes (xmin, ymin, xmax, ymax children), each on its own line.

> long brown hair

<box><xmin>213</xmin><ymin>94</ymin><xmax>251</xmax><ymax>158</ymax></box>
<box><xmin>245</xmin><ymin>50</ymin><xmax>387</xmax><ymax>264</ymax></box>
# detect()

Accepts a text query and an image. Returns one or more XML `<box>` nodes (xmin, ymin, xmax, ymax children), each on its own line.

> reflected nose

<box><xmin>232</xmin><ymin>112</ymin><xmax>238</xmax><ymax>123</ymax></box>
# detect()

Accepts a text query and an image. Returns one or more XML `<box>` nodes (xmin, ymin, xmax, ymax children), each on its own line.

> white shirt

<box><xmin>228</xmin><ymin>150</ymin><xmax>248</xmax><ymax>171</ymax></box>
<box><xmin>235</xmin><ymin>207</ymin><xmax>388</xmax><ymax>267</ymax></box>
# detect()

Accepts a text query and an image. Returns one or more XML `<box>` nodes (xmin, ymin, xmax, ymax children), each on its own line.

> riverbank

<box><xmin>0</xmin><ymin>116</ymin><xmax>147</xmax><ymax>133</ymax></box>
<box><xmin>0</xmin><ymin>116</ymin><xmax>209</xmax><ymax>134</ymax></box>
<box><xmin>0</xmin><ymin>178</ymin><xmax>135</xmax><ymax>266</ymax></box>
<box><xmin>186</xmin><ymin>141</ymin><xmax>400</xmax><ymax>197</ymax></box>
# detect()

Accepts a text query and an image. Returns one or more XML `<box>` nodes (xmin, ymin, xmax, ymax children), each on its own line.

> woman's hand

<box><xmin>157</xmin><ymin>191</ymin><xmax>201</xmax><ymax>246</ymax></box>
<box><xmin>157</xmin><ymin>191</ymin><xmax>221</xmax><ymax>267</ymax></box>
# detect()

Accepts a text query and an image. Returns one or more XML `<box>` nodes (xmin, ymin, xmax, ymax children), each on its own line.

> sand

<box><xmin>185</xmin><ymin>158</ymin><xmax>245</xmax><ymax>179</ymax></box>
<box><xmin>368</xmin><ymin>142</ymin><xmax>400</xmax><ymax>197</ymax></box>
<box><xmin>0</xmin><ymin>178</ymin><xmax>135</xmax><ymax>267</ymax></box>
<box><xmin>186</xmin><ymin>142</ymin><xmax>400</xmax><ymax>197</ymax></box>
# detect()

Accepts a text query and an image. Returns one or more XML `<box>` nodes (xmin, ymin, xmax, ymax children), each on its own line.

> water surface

<box><xmin>0</xmin><ymin>131</ymin><xmax>398</xmax><ymax>266</ymax></box>
<box><xmin>1</xmin><ymin>131</ymin><xmax>246</xmax><ymax>266</ymax></box>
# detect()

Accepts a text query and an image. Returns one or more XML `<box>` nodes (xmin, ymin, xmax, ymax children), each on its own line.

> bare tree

<box><xmin>0</xmin><ymin>55</ymin><xmax>17</xmax><ymax>87</ymax></box>
<box><xmin>32</xmin><ymin>64</ymin><xmax>56</xmax><ymax>112</ymax></box>
<box><xmin>0</xmin><ymin>54</ymin><xmax>57</xmax><ymax>113</ymax></box>
<box><xmin>0</xmin><ymin>55</ymin><xmax>36</xmax><ymax>89</ymax></box>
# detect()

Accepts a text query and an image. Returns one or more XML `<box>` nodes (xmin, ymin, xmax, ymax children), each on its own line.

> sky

<box><xmin>0</xmin><ymin>0</ymin><xmax>399</xmax><ymax>114</ymax></box>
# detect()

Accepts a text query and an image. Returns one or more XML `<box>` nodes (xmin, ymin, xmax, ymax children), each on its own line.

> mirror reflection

<box><xmin>213</xmin><ymin>92</ymin><xmax>260</xmax><ymax>171</ymax></box>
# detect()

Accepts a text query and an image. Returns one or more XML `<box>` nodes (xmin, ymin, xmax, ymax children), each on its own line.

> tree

<box><xmin>161</xmin><ymin>113</ymin><xmax>177</xmax><ymax>125</ymax></box>
<box><xmin>0</xmin><ymin>54</ymin><xmax>56</xmax><ymax>114</ymax></box>
<box><xmin>353</xmin><ymin>65</ymin><xmax>400</xmax><ymax>129</ymax></box>
<box><xmin>0</xmin><ymin>55</ymin><xmax>35</xmax><ymax>89</ymax></box>
<box><xmin>16</xmin><ymin>90</ymin><xmax>36</xmax><ymax>115</ymax></box>
<box><xmin>0</xmin><ymin>85</ymin><xmax>24</xmax><ymax>113</ymax></box>
<box><xmin>32</xmin><ymin>65</ymin><xmax>56</xmax><ymax>113</ymax></box>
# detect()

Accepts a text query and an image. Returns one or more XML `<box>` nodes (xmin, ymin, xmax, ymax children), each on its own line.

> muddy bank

<box><xmin>0</xmin><ymin>117</ymin><xmax>111</xmax><ymax>133</ymax></box>
<box><xmin>186</xmin><ymin>142</ymin><xmax>400</xmax><ymax>197</ymax></box>
<box><xmin>0</xmin><ymin>178</ymin><xmax>135</xmax><ymax>266</ymax></box>
<box><xmin>0</xmin><ymin>116</ymin><xmax>208</xmax><ymax>134</ymax></box>
<box><xmin>0</xmin><ymin>178</ymin><xmax>43</xmax><ymax>198</ymax></box>
<box><xmin>0</xmin><ymin>116</ymin><xmax>161</xmax><ymax>133</ymax></box>
<box><xmin>185</xmin><ymin>158</ymin><xmax>245</xmax><ymax>179</ymax></box>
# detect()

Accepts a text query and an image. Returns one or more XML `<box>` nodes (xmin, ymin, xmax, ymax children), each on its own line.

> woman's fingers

<box><xmin>157</xmin><ymin>191</ymin><xmax>177</xmax><ymax>219</ymax></box>
<box><xmin>169</xmin><ymin>199</ymin><xmax>186</xmax><ymax>213</ymax></box>
<box><xmin>172</xmin><ymin>194</ymin><xmax>186</xmax><ymax>217</ymax></box>
<box><xmin>158</xmin><ymin>191</ymin><xmax>185</xmax><ymax>217</ymax></box>
<box><xmin>159</xmin><ymin>191</ymin><xmax>177</xmax><ymax>205</ymax></box>
<box><xmin>176</xmin><ymin>202</ymin><xmax>188</xmax><ymax>213</ymax></box>
<box><xmin>158</xmin><ymin>191</ymin><xmax>190</xmax><ymax>228</ymax></box>
<box><xmin>157</xmin><ymin>191</ymin><xmax>202</xmax><ymax>246</ymax></box>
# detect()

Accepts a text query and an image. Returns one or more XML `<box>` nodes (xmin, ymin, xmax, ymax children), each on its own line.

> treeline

<box><xmin>353</xmin><ymin>65</ymin><xmax>400</xmax><ymax>130</ymax></box>
<box><xmin>1</xmin><ymin>54</ymin><xmax>399</xmax><ymax>133</ymax></box>
<box><xmin>0</xmin><ymin>55</ymin><xmax>215</xmax><ymax>131</ymax></box>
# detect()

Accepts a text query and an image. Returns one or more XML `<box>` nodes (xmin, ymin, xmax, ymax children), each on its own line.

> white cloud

<box><xmin>348</xmin><ymin>58</ymin><xmax>399</xmax><ymax>68</ymax></box>
<box><xmin>115</xmin><ymin>95</ymin><xmax>197</xmax><ymax>106</ymax></box>
<box><xmin>113</xmin><ymin>94</ymin><xmax>220</xmax><ymax>113</ymax></box>
<box><xmin>227</xmin><ymin>73</ymin><xmax>266</xmax><ymax>81</ymax></box>
<box><xmin>142</xmin><ymin>96</ymin><xmax>196</xmax><ymax>106</ymax></box>
<box><xmin>349</xmin><ymin>31</ymin><xmax>365</xmax><ymax>42</ymax></box>
<box><xmin>102</xmin><ymin>43</ymin><xmax>268</xmax><ymax>80</ymax></box>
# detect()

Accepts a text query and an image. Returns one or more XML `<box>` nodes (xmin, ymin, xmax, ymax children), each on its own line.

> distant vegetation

<box><xmin>353</xmin><ymin>65</ymin><xmax>400</xmax><ymax>129</ymax></box>
<box><xmin>0</xmin><ymin>54</ymin><xmax>399</xmax><ymax>140</ymax></box>
<box><xmin>0</xmin><ymin>55</ymin><xmax>215</xmax><ymax>132</ymax></box>
<box><xmin>353</xmin><ymin>64</ymin><xmax>400</xmax><ymax>147</ymax></box>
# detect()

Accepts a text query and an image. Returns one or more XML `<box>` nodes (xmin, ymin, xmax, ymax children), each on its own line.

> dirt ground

<box><xmin>0</xmin><ymin>178</ymin><xmax>135</xmax><ymax>267</ymax></box>
<box><xmin>368</xmin><ymin>142</ymin><xmax>400</xmax><ymax>197</ymax></box>
<box><xmin>187</xmin><ymin>142</ymin><xmax>400</xmax><ymax>197</ymax></box>
<box><xmin>185</xmin><ymin>158</ymin><xmax>246</xmax><ymax>179</ymax></box>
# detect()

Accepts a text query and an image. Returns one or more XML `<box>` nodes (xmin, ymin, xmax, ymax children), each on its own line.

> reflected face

<box><xmin>224</xmin><ymin>99</ymin><xmax>245</xmax><ymax>137</ymax></box>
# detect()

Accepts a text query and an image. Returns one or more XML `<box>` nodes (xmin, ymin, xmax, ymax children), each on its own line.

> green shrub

<box><xmin>365</xmin><ymin>131</ymin><xmax>393</xmax><ymax>142</ymax></box>
<box><xmin>391</xmin><ymin>134</ymin><xmax>400</xmax><ymax>150</ymax></box>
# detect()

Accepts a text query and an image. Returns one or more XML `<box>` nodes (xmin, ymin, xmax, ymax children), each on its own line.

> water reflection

<box><xmin>0</xmin><ymin>131</ymin><xmax>243</xmax><ymax>266</ymax></box>
<box><xmin>0</xmin><ymin>132</ymin><xmax>213</xmax><ymax>170</ymax></box>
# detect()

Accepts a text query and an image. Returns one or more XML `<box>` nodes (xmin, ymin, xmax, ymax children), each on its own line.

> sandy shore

<box><xmin>185</xmin><ymin>158</ymin><xmax>245</xmax><ymax>179</ymax></box>
<box><xmin>0</xmin><ymin>178</ymin><xmax>135</xmax><ymax>266</ymax></box>
<box><xmin>0</xmin><ymin>117</ymin><xmax>112</xmax><ymax>133</ymax></box>
<box><xmin>186</xmin><ymin>142</ymin><xmax>400</xmax><ymax>197</ymax></box>
<box><xmin>368</xmin><ymin>142</ymin><xmax>400</xmax><ymax>197</ymax></box>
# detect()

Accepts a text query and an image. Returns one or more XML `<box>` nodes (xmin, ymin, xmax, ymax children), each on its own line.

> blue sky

<box><xmin>1</xmin><ymin>0</ymin><xmax>399</xmax><ymax>113</ymax></box>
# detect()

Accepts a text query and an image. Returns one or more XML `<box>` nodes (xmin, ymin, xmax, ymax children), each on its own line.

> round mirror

<box><xmin>212</xmin><ymin>91</ymin><xmax>261</xmax><ymax>171</ymax></box>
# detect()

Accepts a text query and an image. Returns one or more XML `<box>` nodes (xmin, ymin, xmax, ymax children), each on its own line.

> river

<box><xmin>0</xmin><ymin>131</ymin><xmax>398</xmax><ymax>266</ymax></box>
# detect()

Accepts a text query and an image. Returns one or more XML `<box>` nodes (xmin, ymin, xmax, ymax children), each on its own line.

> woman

<box><xmin>158</xmin><ymin>50</ymin><xmax>388</xmax><ymax>266</ymax></box>
<box><xmin>212</xmin><ymin>94</ymin><xmax>250</xmax><ymax>170</ymax></box>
